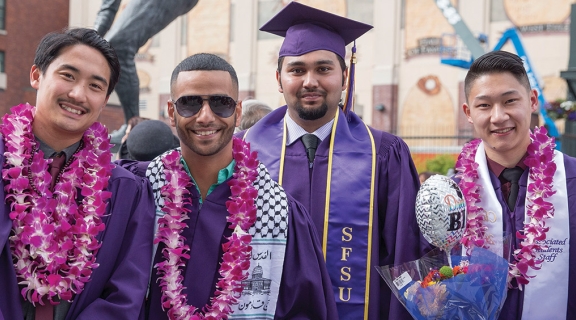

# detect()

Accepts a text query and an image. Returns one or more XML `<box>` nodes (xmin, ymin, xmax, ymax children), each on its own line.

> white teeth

<box><xmin>61</xmin><ymin>105</ymin><xmax>83</xmax><ymax>115</ymax></box>
<box><xmin>494</xmin><ymin>128</ymin><xmax>513</xmax><ymax>134</ymax></box>
<box><xmin>197</xmin><ymin>130</ymin><xmax>216</xmax><ymax>136</ymax></box>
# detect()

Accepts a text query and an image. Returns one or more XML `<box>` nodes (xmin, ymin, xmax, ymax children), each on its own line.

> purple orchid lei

<box><xmin>1</xmin><ymin>103</ymin><xmax>113</xmax><ymax>304</ymax></box>
<box><xmin>455</xmin><ymin>126</ymin><xmax>556</xmax><ymax>289</ymax></box>
<box><xmin>155</xmin><ymin>137</ymin><xmax>259</xmax><ymax>319</ymax></box>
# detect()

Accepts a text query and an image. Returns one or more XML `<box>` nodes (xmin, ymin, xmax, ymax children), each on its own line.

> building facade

<box><xmin>67</xmin><ymin>1</ymin><xmax>576</xmax><ymax>170</ymax></box>
<box><xmin>0</xmin><ymin>0</ymin><xmax>69</xmax><ymax>115</ymax></box>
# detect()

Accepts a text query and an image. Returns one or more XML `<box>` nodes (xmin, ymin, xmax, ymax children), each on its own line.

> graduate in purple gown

<box><xmin>134</xmin><ymin>53</ymin><xmax>337</xmax><ymax>319</ymax></box>
<box><xmin>239</xmin><ymin>2</ymin><xmax>430</xmax><ymax>319</ymax></box>
<box><xmin>454</xmin><ymin>51</ymin><xmax>576</xmax><ymax>319</ymax></box>
<box><xmin>0</xmin><ymin>28</ymin><xmax>155</xmax><ymax>320</ymax></box>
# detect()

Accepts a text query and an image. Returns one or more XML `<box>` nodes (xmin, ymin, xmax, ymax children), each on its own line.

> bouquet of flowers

<box><xmin>377</xmin><ymin>245</ymin><xmax>509</xmax><ymax>320</ymax></box>
<box><xmin>545</xmin><ymin>100</ymin><xmax>576</xmax><ymax>121</ymax></box>
<box><xmin>378</xmin><ymin>175</ymin><xmax>510</xmax><ymax>319</ymax></box>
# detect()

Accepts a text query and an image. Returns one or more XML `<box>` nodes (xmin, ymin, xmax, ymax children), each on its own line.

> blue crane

<box><xmin>434</xmin><ymin>0</ymin><xmax>561</xmax><ymax>149</ymax></box>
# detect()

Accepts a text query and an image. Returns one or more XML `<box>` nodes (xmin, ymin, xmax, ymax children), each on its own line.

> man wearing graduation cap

<box><xmin>241</xmin><ymin>2</ymin><xmax>430</xmax><ymax>319</ymax></box>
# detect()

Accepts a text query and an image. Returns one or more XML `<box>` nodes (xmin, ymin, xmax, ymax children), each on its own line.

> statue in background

<box><xmin>94</xmin><ymin>0</ymin><xmax>199</xmax><ymax>141</ymax></box>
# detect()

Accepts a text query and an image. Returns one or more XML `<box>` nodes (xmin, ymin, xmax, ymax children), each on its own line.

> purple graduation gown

<box><xmin>239</xmin><ymin>106</ymin><xmax>431</xmax><ymax>320</ymax></box>
<box><xmin>0</xmin><ymin>142</ymin><xmax>156</xmax><ymax>320</ymax></box>
<box><xmin>121</xmin><ymin>160</ymin><xmax>338</xmax><ymax>320</ymax></box>
<box><xmin>462</xmin><ymin>153</ymin><xmax>576</xmax><ymax>319</ymax></box>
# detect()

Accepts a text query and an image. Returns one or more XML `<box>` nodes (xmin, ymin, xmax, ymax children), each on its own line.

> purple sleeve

<box><xmin>378</xmin><ymin>134</ymin><xmax>430</xmax><ymax>263</ymax></box>
<box><xmin>234</xmin><ymin>130</ymin><xmax>247</xmax><ymax>139</ymax></box>
<box><xmin>68</xmin><ymin>170</ymin><xmax>155</xmax><ymax>320</ymax></box>
<box><xmin>0</xmin><ymin>143</ymin><xmax>25</xmax><ymax>320</ymax></box>
<box><xmin>375</xmin><ymin>132</ymin><xmax>432</xmax><ymax>320</ymax></box>
<box><xmin>565</xmin><ymin>154</ymin><xmax>576</xmax><ymax>319</ymax></box>
<box><xmin>114</xmin><ymin>159</ymin><xmax>151</xmax><ymax>178</ymax></box>
<box><xmin>275</xmin><ymin>197</ymin><xmax>338</xmax><ymax>319</ymax></box>
<box><xmin>0</xmin><ymin>209</ymin><xmax>23</xmax><ymax>320</ymax></box>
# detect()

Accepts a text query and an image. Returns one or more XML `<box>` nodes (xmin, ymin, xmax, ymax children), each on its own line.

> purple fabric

<box><xmin>0</xmin><ymin>140</ymin><xmax>17</xmax><ymax>320</ymax></box>
<box><xmin>239</xmin><ymin>107</ymin><xmax>432</xmax><ymax>320</ymax></box>
<box><xmin>0</xmin><ymin>140</ymin><xmax>156</xmax><ymax>320</ymax></box>
<box><xmin>279</xmin><ymin>23</ymin><xmax>346</xmax><ymax>59</ymax></box>
<box><xmin>144</xmin><ymin>175</ymin><xmax>338</xmax><ymax>319</ymax></box>
<box><xmin>342</xmin><ymin>45</ymin><xmax>356</xmax><ymax>117</ymax></box>
<box><xmin>259</xmin><ymin>1</ymin><xmax>372</xmax><ymax>60</ymax></box>
<box><xmin>454</xmin><ymin>153</ymin><xmax>576</xmax><ymax>319</ymax></box>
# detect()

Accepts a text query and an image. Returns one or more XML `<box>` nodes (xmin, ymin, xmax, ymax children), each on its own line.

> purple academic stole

<box><xmin>245</xmin><ymin>107</ymin><xmax>375</xmax><ymax>319</ymax></box>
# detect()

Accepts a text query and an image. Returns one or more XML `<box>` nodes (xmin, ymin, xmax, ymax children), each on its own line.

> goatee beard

<box><xmin>296</xmin><ymin>102</ymin><xmax>329</xmax><ymax>121</ymax></box>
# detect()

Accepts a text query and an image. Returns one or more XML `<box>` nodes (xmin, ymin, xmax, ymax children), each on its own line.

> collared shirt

<box><xmin>180</xmin><ymin>157</ymin><xmax>235</xmax><ymax>204</ymax></box>
<box><xmin>486</xmin><ymin>153</ymin><xmax>528</xmax><ymax>201</ymax></box>
<box><xmin>36</xmin><ymin>137</ymin><xmax>81</xmax><ymax>161</ymax></box>
<box><xmin>285</xmin><ymin>113</ymin><xmax>334</xmax><ymax>145</ymax></box>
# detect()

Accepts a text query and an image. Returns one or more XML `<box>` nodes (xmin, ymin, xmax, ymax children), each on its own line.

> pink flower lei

<box><xmin>1</xmin><ymin>103</ymin><xmax>114</xmax><ymax>304</ymax></box>
<box><xmin>455</xmin><ymin>126</ymin><xmax>556</xmax><ymax>289</ymax></box>
<box><xmin>155</xmin><ymin>137</ymin><xmax>259</xmax><ymax>319</ymax></box>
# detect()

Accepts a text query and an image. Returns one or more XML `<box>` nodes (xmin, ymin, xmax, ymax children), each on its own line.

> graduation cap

<box><xmin>260</xmin><ymin>1</ymin><xmax>373</xmax><ymax>115</ymax></box>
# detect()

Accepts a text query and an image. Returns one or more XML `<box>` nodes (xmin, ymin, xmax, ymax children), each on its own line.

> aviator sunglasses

<box><xmin>172</xmin><ymin>95</ymin><xmax>237</xmax><ymax>118</ymax></box>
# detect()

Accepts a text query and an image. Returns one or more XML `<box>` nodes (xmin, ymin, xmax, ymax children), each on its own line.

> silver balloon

<box><xmin>416</xmin><ymin>175</ymin><xmax>467</xmax><ymax>252</ymax></box>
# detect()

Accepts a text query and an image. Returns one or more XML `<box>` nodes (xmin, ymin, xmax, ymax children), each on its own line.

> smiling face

<box><xmin>31</xmin><ymin>44</ymin><xmax>110</xmax><ymax>149</ymax></box>
<box><xmin>463</xmin><ymin>71</ymin><xmax>538</xmax><ymax>165</ymax></box>
<box><xmin>277</xmin><ymin>50</ymin><xmax>347</xmax><ymax>132</ymax></box>
<box><xmin>168</xmin><ymin>70</ymin><xmax>241</xmax><ymax>164</ymax></box>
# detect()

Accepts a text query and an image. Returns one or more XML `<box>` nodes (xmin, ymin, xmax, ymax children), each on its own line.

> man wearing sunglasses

<box><xmin>240</xmin><ymin>2</ymin><xmax>431</xmax><ymax>320</ymax></box>
<box><xmin>124</xmin><ymin>53</ymin><xmax>337</xmax><ymax>319</ymax></box>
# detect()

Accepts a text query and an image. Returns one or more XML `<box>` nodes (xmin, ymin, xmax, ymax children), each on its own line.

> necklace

<box><xmin>1</xmin><ymin>103</ymin><xmax>114</xmax><ymax>304</ymax></box>
<box><xmin>155</xmin><ymin>137</ymin><xmax>259</xmax><ymax>319</ymax></box>
<box><xmin>26</xmin><ymin>141</ymin><xmax>84</xmax><ymax>196</ymax></box>
<box><xmin>455</xmin><ymin>126</ymin><xmax>556</xmax><ymax>288</ymax></box>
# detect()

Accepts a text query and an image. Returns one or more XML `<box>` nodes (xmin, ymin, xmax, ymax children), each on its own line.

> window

<box><xmin>180</xmin><ymin>13</ymin><xmax>187</xmax><ymax>46</ymax></box>
<box><xmin>151</xmin><ymin>34</ymin><xmax>160</xmax><ymax>47</ymax></box>
<box><xmin>0</xmin><ymin>51</ymin><xmax>6</xmax><ymax>89</ymax></box>
<box><xmin>0</xmin><ymin>51</ymin><xmax>4</xmax><ymax>73</ymax></box>
<box><xmin>257</xmin><ymin>0</ymin><xmax>278</xmax><ymax>40</ymax></box>
<box><xmin>0</xmin><ymin>0</ymin><xmax>5</xmax><ymax>30</ymax></box>
<box><xmin>491</xmin><ymin>0</ymin><xmax>507</xmax><ymax>22</ymax></box>
<box><xmin>347</xmin><ymin>0</ymin><xmax>373</xmax><ymax>25</ymax></box>
<box><xmin>229</xmin><ymin>3</ymin><xmax>235</xmax><ymax>42</ymax></box>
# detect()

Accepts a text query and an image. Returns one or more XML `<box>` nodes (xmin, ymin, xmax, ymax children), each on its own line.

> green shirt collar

<box><xmin>180</xmin><ymin>156</ymin><xmax>236</xmax><ymax>203</ymax></box>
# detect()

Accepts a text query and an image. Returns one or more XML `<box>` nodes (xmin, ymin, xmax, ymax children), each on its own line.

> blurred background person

<box><xmin>120</xmin><ymin>119</ymin><xmax>180</xmax><ymax>161</ymax></box>
<box><xmin>238</xmin><ymin>99</ymin><xmax>272</xmax><ymax>131</ymax></box>
<box><xmin>117</xmin><ymin>116</ymin><xmax>150</xmax><ymax>159</ymax></box>
<box><xmin>418</xmin><ymin>171</ymin><xmax>434</xmax><ymax>184</ymax></box>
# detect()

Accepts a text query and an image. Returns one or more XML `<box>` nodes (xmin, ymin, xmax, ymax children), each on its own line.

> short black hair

<box><xmin>34</xmin><ymin>28</ymin><xmax>120</xmax><ymax>97</ymax></box>
<box><xmin>170</xmin><ymin>53</ymin><xmax>238</xmax><ymax>97</ymax></box>
<box><xmin>464</xmin><ymin>51</ymin><xmax>531</xmax><ymax>102</ymax></box>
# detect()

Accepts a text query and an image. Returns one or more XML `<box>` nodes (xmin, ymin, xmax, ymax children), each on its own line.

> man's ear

<box><xmin>463</xmin><ymin>103</ymin><xmax>473</xmax><ymax>123</ymax></box>
<box><xmin>342</xmin><ymin>67</ymin><xmax>349</xmax><ymax>90</ymax></box>
<box><xmin>530</xmin><ymin>88</ymin><xmax>539</xmax><ymax>113</ymax></box>
<box><xmin>30</xmin><ymin>65</ymin><xmax>41</xmax><ymax>89</ymax></box>
<box><xmin>276</xmin><ymin>70</ymin><xmax>283</xmax><ymax>93</ymax></box>
<box><xmin>167</xmin><ymin>100</ymin><xmax>176</xmax><ymax>127</ymax></box>
<box><xmin>236</xmin><ymin>100</ymin><xmax>242</xmax><ymax>127</ymax></box>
